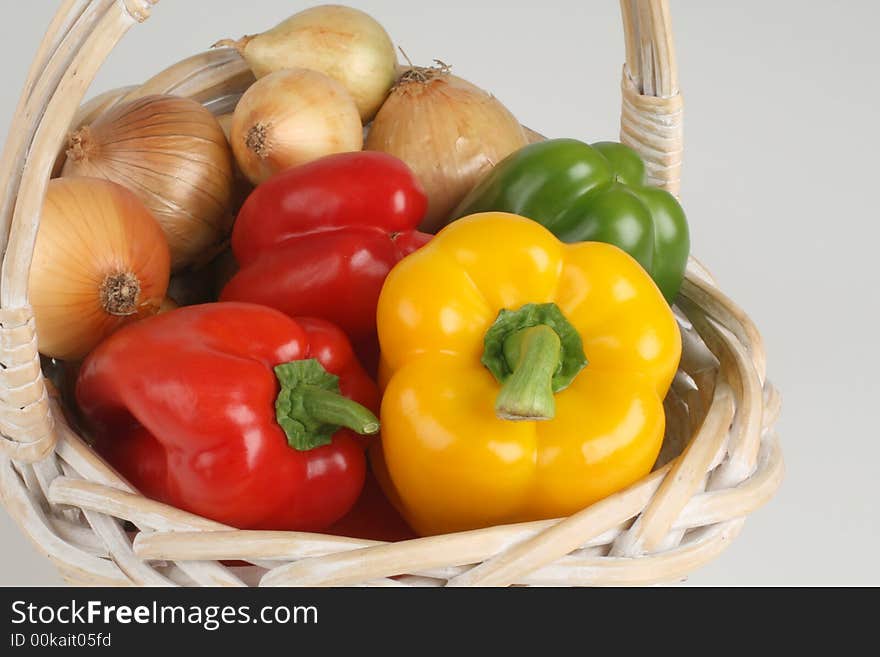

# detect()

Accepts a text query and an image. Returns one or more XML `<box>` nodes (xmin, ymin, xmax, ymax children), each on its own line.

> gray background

<box><xmin>1</xmin><ymin>0</ymin><xmax>878</xmax><ymax>586</ymax></box>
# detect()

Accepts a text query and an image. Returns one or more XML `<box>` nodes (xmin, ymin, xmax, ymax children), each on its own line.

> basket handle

<box><xmin>619</xmin><ymin>0</ymin><xmax>683</xmax><ymax>196</ymax></box>
<box><xmin>0</xmin><ymin>0</ymin><xmax>157</xmax><ymax>463</ymax></box>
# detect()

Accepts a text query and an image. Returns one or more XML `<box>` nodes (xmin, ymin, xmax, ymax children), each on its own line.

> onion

<box><xmin>29</xmin><ymin>178</ymin><xmax>171</xmax><ymax>360</ymax></box>
<box><xmin>230</xmin><ymin>68</ymin><xmax>363</xmax><ymax>185</ymax></box>
<box><xmin>365</xmin><ymin>62</ymin><xmax>527</xmax><ymax>232</ymax></box>
<box><xmin>62</xmin><ymin>94</ymin><xmax>234</xmax><ymax>270</ymax></box>
<box><xmin>216</xmin><ymin>4</ymin><xmax>397</xmax><ymax>122</ymax></box>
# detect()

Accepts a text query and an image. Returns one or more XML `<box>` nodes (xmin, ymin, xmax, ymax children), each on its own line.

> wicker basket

<box><xmin>0</xmin><ymin>0</ymin><xmax>782</xmax><ymax>587</ymax></box>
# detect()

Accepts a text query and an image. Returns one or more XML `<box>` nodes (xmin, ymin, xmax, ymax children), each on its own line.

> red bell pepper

<box><xmin>76</xmin><ymin>302</ymin><xmax>380</xmax><ymax>531</ymax></box>
<box><xmin>220</xmin><ymin>152</ymin><xmax>431</xmax><ymax>358</ymax></box>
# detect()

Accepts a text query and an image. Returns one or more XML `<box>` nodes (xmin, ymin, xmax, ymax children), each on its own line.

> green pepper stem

<box><xmin>494</xmin><ymin>325</ymin><xmax>561</xmax><ymax>421</ymax></box>
<box><xmin>300</xmin><ymin>386</ymin><xmax>379</xmax><ymax>435</ymax></box>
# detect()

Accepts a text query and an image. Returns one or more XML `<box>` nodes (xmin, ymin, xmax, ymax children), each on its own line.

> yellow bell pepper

<box><xmin>375</xmin><ymin>212</ymin><xmax>681</xmax><ymax>536</ymax></box>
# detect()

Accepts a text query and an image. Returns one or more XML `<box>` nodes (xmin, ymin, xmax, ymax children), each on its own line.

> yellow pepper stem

<box><xmin>482</xmin><ymin>303</ymin><xmax>587</xmax><ymax>422</ymax></box>
<box><xmin>495</xmin><ymin>325</ymin><xmax>562</xmax><ymax>421</ymax></box>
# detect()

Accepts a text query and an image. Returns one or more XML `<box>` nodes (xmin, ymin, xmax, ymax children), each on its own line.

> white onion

<box><xmin>217</xmin><ymin>5</ymin><xmax>397</xmax><ymax>122</ymax></box>
<box><xmin>230</xmin><ymin>68</ymin><xmax>363</xmax><ymax>185</ymax></box>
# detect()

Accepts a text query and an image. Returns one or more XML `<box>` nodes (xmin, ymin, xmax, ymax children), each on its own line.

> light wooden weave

<box><xmin>0</xmin><ymin>0</ymin><xmax>782</xmax><ymax>586</ymax></box>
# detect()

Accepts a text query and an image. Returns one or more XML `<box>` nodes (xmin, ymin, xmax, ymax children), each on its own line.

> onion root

<box><xmin>100</xmin><ymin>271</ymin><xmax>141</xmax><ymax>316</ymax></box>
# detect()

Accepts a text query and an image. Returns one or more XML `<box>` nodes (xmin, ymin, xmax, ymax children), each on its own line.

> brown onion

<box><xmin>62</xmin><ymin>94</ymin><xmax>234</xmax><ymax>270</ymax></box>
<box><xmin>365</xmin><ymin>63</ymin><xmax>527</xmax><ymax>232</ymax></box>
<box><xmin>29</xmin><ymin>178</ymin><xmax>170</xmax><ymax>360</ymax></box>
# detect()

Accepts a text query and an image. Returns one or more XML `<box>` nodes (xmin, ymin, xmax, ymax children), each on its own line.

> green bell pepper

<box><xmin>451</xmin><ymin>138</ymin><xmax>690</xmax><ymax>303</ymax></box>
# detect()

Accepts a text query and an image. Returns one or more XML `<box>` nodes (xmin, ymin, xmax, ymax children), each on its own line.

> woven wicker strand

<box><xmin>0</xmin><ymin>0</ymin><xmax>782</xmax><ymax>586</ymax></box>
<box><xmin>619</xmin><ymin>0</ymin><xmax>682</xmax><ymax>194</ymax></box>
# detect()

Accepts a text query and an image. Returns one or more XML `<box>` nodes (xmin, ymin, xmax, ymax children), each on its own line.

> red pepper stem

<box><xmin>274</xmin><ymin>359</ymin><xmax>378</xmax><ymax>451</ymax></box>
<box><xmin>300</xmin><ymin>386</ymin><xmax>379</xmax><ymax>435</ymax></box>
<box><xmin>495</xmin><ymin>325</ymin><xmax>561</xmax><ymax>421</ymax></box>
